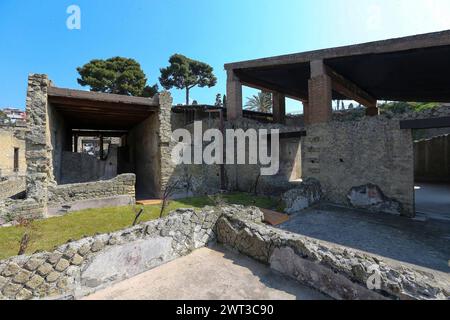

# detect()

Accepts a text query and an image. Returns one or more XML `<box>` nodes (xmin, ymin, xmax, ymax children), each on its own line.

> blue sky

<box><xmin>1</xmin><ymin>0</ymin><xmax>450</xmax><ymax>113</ymax></box>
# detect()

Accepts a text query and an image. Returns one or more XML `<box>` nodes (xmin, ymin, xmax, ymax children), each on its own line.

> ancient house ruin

<box><xmin>224</xmin><ymin>30</ymin><xmax>450</xmax><ymax>218</ymax></box>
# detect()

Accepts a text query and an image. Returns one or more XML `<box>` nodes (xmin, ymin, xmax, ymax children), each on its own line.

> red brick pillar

<box><xmin>226</xmin><ymin>69</ymin><xmax>243</xmax><ymax>120</ymax></box>
<box><xmin>307</xmin><ymin>60</ymin><xmax>332</xmax><ymax>124</ymax></box>
<box><xmin>272</xmin><ymin>92</ymin><xmax>286</xmax><ymax>124</ymax></box>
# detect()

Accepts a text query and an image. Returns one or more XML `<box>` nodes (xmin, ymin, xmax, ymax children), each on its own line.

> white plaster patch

<box><xmin>81</xmin><ymin>237</ymin><xmax>173</xmax><ymax>289</ymax></box>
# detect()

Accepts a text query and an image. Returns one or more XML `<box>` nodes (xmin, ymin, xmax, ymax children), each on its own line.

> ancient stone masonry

<box><xmin>281</xmin><ymin>178</ymin><xmax>323</xmax><ymax>214</ymax></box>
<box><xmin>0</xmin><ymin>206</ymin><xmax>221</xmax><ymax>300</ymax></box>
<box><xmin>47</xmin><ymin>174</ymin><xmax>136</xmax><ymax>206</ymax></box>
<box><xmin>25</xmin><ymin>74</ymin><xmax>53</xmax><ymax>207</ymax></box>
<box><xmin>0</xmin><ymin>177</ymin><xmax>26</xmax><ymax>200</ymax></box>
<box><xmin>1</xmin><ymin>205</ymin><xmax>448</xmax><ymax>300</ymax></box>
<box><xmin>158</xmin><ymin>92</ymin><xmax>175</xmax><ymax>195</ymax></box>
<box><xmin>215</xmin><ymin>210</ymin><xmax>450</xmax><ymax>300</ymax></box>
<box><xmin>303</xmin><ymin>116</ymin><xmax>414</xmax><ymax>217</ymax></box>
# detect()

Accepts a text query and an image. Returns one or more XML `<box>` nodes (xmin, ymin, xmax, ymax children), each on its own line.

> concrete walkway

<box><xmin>415</xmin><ymin>182</ymin><xmax>450</xmax><ymax>220</ymax></box>
<box><xmin>279</xmin><ymin>205</ymin><xmax>450</xmax><ymax>276</ymax></box>
<box><xmin>83</xmin><ymin>246</ymin><xmax>329</xmax><ymax>300</ymax></box>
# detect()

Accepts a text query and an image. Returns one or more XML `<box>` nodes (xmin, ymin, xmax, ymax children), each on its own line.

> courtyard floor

<box><xmin>278</xmin><ymin>204</ymin><xmax>450</xmax><ymax>278</ymax></box>
<box><xmin>415</xmin><ymin>182</ymin><xmax>450</xmax><ymax>221</ymax></box>
<box><xmin>83</xmin><ymin>245</ymin><xmax>329</xmax><ymax>300</ymax></box>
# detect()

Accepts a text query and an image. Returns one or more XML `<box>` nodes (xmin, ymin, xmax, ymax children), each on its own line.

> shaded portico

<box><xmin>225</xmin><ymin>30</ymin><xmax>450</xmax><ymax>124</ymax></box>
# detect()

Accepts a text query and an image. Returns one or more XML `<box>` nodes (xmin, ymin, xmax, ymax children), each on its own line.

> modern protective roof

<box><xmin>225</xmin><ymin>30</ymin><xmax>450</xmax><ymax>102</ymax></box>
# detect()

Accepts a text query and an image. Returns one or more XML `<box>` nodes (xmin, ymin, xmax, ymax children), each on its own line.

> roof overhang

<box><xmin>225</xmin><ymin>30</ymin><xmax>450</xmax><ymax>102</ymax></box>
<box><xmin>47</xmin><ymin>87</ymin><xmax>159</xmax><ymax>130</ymax></box>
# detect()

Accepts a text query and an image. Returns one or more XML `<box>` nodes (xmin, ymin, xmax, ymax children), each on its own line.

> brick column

<box><xmin>366</xmin><ymin>106</ymin><xmax>380</xmax><ymax>116</ymax></box>
<box><xmin>307</xmin><ymin>60</ymin><xmax>332</xmax><ymax>124</ymax></box>
<box><xmin>226</xmin><ymin>69</ymin><xmax>243</xmax><ymax>120</ymax></box>
<box><xmin>272</xmin><ymin>92</ymin><xmax>286</xmax><ymax>124</ymax></box>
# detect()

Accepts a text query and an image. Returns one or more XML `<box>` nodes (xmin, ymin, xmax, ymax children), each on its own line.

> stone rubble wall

<box><xmin>281</xmin><ymin>178</ymin><xmax>323</xmax><ymax>214</ymax></box>
<box><xmin>168</xmin><ymin>117</ymin><xmax>304</xmax><ymax>197</ymax></box>
<box><xmin>303</xmin><ymin>116</ymin><xmax>415</xmax><ymax>216</ymax></box>
<box><xmin>414</xmin><ymin>134</ymin><xmax>450</xmax><ymax>182</ymax></box>
<box><xmin>1</xmin><ymin>204</ymin><xmax>448</xmax><ymax>300</ymax></box>
<box><xmin>0</xmin><ymin>177</ymin><xmax>26</xmax><ymax>200</ymax></box>
<box><xmin>0</xmin><ymin>199</ymin><xmax>43</xmax><ymax>225</ymax></box>
<box><xmin>158</xmin><ymin>92</ymin><xmax>175</xmax><ymax>196</ymax></box>
<box><xmin>0</xmin><ymin>206</ymin><xmax>222</xmax><ymax>300</ymax></box>
<box><xmin>215</xmin><ymin>210</ymin><xmax>450</xmax><ymax>300</ymax></box>
<box><xmin>47</xmin><ymin>174</ymin><xmax>136</xmax><ymax>206</ymax></box>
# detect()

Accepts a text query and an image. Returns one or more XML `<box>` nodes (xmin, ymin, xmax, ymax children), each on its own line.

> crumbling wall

<box><xmin>224</xmin><ymin>118</ymin><xmax>304</xmax><ymax>195</ymax></box>
<box><xmin>47</xmin><ymin>102</ymin><xmax>70</xmax><ymax>184</ymax></box>
<box><xmin>0</xmin><ymin>177</ymin><xmax>26</xmax><ymax>200</ymax></box>
<box><xmin>0</xmin><ymin>207</ymin><xmax>220</xmax><ymax>300</ymax></box>
<box><xmin>23</xmin><ymin>74</ymin><xmax>54</xmax><ymax>216</ymax></box>
<box><xmin>47</xmin><ymin>174</ymin><xmax>135</xmax><ymax>213</ymax></box>
<box><xmin>216</xmin><ymin>210</ymin><xmax>450</xmax><ymax>300</ymax></box>
<box><xmin>1</xmin><ymin>205</ymin><xmax>448</xmax><ymax>300</ymax></box>
<box><xmin>303</xmin><ymin>117</ymin><xmax>414</xmax><ymax>217</ymax></box>
<box><xmin>158</xmin><ymin>92</ymin><xmax>175</xmax><ymax>195</ymax></box>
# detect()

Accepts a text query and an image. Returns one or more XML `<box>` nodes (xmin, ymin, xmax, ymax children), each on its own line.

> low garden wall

<box><xmin>216</xmin><ymin>211</ymin><xmax>450</xmax><ymax>300</ymax></box>
<box><xmin>0</xmin><ymin>206</ymin><xmax>221</xmax><ymax>300</ymax></box>
<box><xmin>47</xmin><ymin>173</ymin><xmax>136</xmax><ymax>215</ymax></box>
<box><xmin>0</xmin><ymin>205</ymin><xmax>448</xmax><ymax>300</ymax></box>
<box><xmin>0</xmin><ymin>177</ymin><xmax>26</xmax><ymax>200</ymax></box>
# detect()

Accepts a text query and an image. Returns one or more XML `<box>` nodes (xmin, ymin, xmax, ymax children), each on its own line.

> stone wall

<box><xmin>158</xmin><ymin>92</ymin><xmax>175</xmax><ymax>195</ymax></box>
<box><xmin>0</xmin><ymin>199</ymin><xmax>43</xmax><ymax>225</ymax></box>
<box><xmin>1</xmin><ymin>205</ymin><xmax>448</xmax><ymax>300</ymax></box>
<box><xmin>0</xmin><ymin>206</ymin><xmax>220</xmax><ymax>300</ymax></box>
<box><xmin>47</xmin><ymin>173</ymin><xmax>136</xmax><ymax>207</ymax></box>
<box><xmin>215</xmin><ymin>209</ymin><xmax>450</xmax><ymax>300</ymax></box>
<box><xmin>303</xmin><ymin>117</ymin><xmax>414</xmax><ymax>216</ymax></box>
<box><xmin>0</xmin><ymin>177</ymin><xmax>26</xmax><ymax>200</ymax></box>
<box><xmin>168</xmin><ymin>116</ymin><xmax>304</xmax><ymax>197</ymax></box>
<box><xmin>25</xmin><ymin>74</ymin><xmax>53</xmax><ymax>210</ymax></box>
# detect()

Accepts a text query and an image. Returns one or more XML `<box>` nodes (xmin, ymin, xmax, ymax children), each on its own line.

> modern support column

<box><xmin>272</xmin><ymin>92</ymin><xmax>286</xmax><ymax>124</ymax></box>
<box><xmin>365</xmin><ymin>106</ymin><xmax>380</xmax><ymax>116</ymax></box>
<box><xmin>307</xmin><ymin>60</ymin><xmax>332</xmax><ymax>124</ymax></box>
<box><xmin>302</xmin><ymin>100</ymin><xmax>310</xmax><ymax>125</ymax></box>
<box><xmin>226</xmin><ymin>69</ymin><xmax>243</xmax><ymax>120</ymax></box>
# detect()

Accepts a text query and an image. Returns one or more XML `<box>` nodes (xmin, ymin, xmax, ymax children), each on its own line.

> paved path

<box><xmin>83</xmin><ymin>246</ymin><xmax>329</xmax><ymax>300</ymax></box>
<box><xmin>279</xmin><ymin>204</ymin><xmax>450</xmax><ymax>275</ymax></box>
<box><xmin>415</xmin><ymin>182</ymin><xmax>450</xmax><ymax>220</ymax></box>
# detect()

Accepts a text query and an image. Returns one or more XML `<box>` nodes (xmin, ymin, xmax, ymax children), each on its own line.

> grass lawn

<box><xmin>0</xmin><ymin>193</ymin><xmax>279</xmax><ymax>261</ymax></box>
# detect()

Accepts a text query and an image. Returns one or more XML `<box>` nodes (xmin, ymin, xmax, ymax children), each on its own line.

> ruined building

<box><xmin>1</xmin><ymin>30</ymin><xmax>450</xmax><ymax>224</ymax></box>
